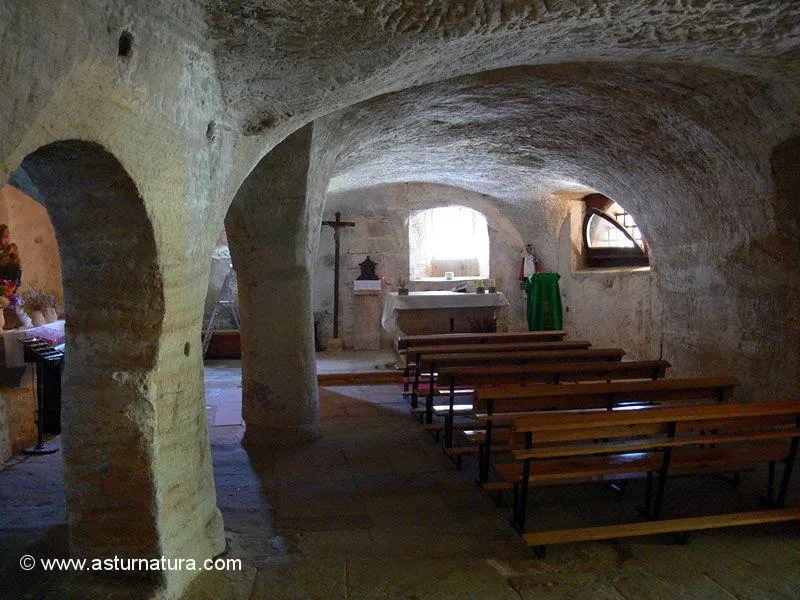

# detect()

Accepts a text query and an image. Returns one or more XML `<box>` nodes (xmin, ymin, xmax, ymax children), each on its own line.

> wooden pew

<box><xmin>404</xmin><ymin>340</ymin><xmax>592</xmax><ymax>404</ymax></box>
<box><xmin>399</xmin><ymin>330</ymin><xmax>565</xmax><ymax>395</ymax></box>
<box><xmin>417</xmin><ymin>348</ymin><xmax>626</xmax><ymax>425</ymax></box>
<box><xmin>436</xmin><ymin>360</ymin><xmax>671</xmax><ymax>449</ymax></box>
<box><xmin>397</xmin><ymin>330</ymin><xmax>566</xmax><ymax>351</ymax></box>
<box><xmin>318</xmin><ymin>371</ymin><xmax>404</xmax><ymax>386</ymax></box>
<box><xmin>473</xmin><ymin>377</ymin><xmax>739</xmax><ymax>483</ymax></box>
<box><xmin>503</xmin><ymin>399</ymin><xmax>800</xmax><ymax>555</ymax></box>
<box><xmin>406</xmin><ymin>340</ymin><xmax>590</xmax><ymax>362</ymax></box>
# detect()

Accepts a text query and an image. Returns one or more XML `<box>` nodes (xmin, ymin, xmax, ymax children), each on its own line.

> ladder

<box><xmin>202</xmin><ymin>263</ymin><xmax>241</xmax><ymax>358</ymax></box>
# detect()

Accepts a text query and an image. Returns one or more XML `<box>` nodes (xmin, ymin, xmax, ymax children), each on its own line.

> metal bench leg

<box><xmin>444</xmin><ymin>413</ymin><xmax>454</xmax><ymax>449</ymax></box>
<box><xmin>760</xmin><ymin>461</ymin><xmax>776</xmax><ymax>506</ymax></box>
<box><xmin>650</xmin><ymin>423</ymin><xmax>677</xmax><ymax>521</ymax></box>
<box><xmin>411</xmin><ymin>357</ymin><xmax>421</xmax><ymax>408</ymax></box>
<box><xmin>425</xmin><ymin>363</ymin><xmax>435</xmax><ymax>425</ymax></box>
<box><xmin>515</xmin><ymin>438</ymin><xmax>533</xmax><ymax>533</ymax></box>
<box><xmin>478</xmin><ymin>424</ymin><xmax>492</xmax><ymax>483</ymax></box>
<box><xmin>672</xmin><ymin>532</ymin><xmax>692</xmax><ymax>545</ymax></box>
<box><xmin>511</xmin><ymin>482</ymin><xmax>521</xmax><ymax>525</ymax></box>
<box><xmin>776</xmin><ymin>431</ymin><xmax>799</xmax><ymax>508</ymax></box>
<box><xmin>444</xmin><ymin>376</ymin><xmax>456</xmax><ymax>448</ymax></box>
<box><xmin>638</xmin><ymin>470</ymin><xmax>654</xmax><ymax>519</ymax></box>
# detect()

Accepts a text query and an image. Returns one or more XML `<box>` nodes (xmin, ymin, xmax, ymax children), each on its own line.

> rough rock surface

<box><xmin>202</xmin><ymin>0</ymin><xmax>800</xmax><ymax>135</ymax></box>
<box><xmin>0</xmin><ymin>0</ymin><xmax>798</xmax><ymax>597</ymax></box>
<box><xmin>310</xmin><ymin>62</ymin><xmax>800</xmax><ymax>397</ymax></box>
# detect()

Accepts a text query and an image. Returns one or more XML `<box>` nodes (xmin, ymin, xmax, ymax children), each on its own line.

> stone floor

<box><xmin>203</xmin><ymin>352</ymin><xmax>399</xmax><ymax>427</ymax></box>
<box><xmin>0</xmin><ymin>356</ymin><xmax>798</xmax><ymax>599</ymax></box>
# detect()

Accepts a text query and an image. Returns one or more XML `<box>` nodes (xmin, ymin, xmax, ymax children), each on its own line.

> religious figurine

<box><xmin>396</xmin><ymin>278</ymin><xmax>409</xmax><ymax>296</ymax></box>
<box><xmin>519</xmin><ymin>243</ymin><xmax>539</xmax><ymax>281</ymax></box>
<box><xmin>357</xmin><ymin>256</ymin><xmax>380</xmax><ymax>280</ymax></box>
<box><xmin>519</xmin><ymin>243</ymin><xmax>540</xmax><ymax>290</ymax></box>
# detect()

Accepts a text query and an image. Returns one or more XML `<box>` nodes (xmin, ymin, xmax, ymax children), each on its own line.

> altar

<box><xmin>381</xmin><ymin>291</ymin><xmax>509</xmax><ymax>336</ymax></box>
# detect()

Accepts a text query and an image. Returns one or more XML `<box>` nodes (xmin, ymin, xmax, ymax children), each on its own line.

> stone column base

<box><xmin>243</xmin><ymin>423</ymin><xmax>321</xmax><ymax>447</ymax></box>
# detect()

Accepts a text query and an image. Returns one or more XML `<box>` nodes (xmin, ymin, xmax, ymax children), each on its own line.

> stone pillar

<box><xmin>20</xmin><ymin>141</ymin><xmax>225</xmax><ymax>590</ymax></box>
<box><xmin>351</xmin><ymin>293</ymin><xmax>382</xmax><ymax>349</ymax></box>
<box><xmin>226</xmin><ymin>124</ymin><xmax>322</xmax><ymax>445</ymax></box>
<box><xmin>0</xmin><ymin>394</ymin><xmax>10</xmax><ymax>464</ymax></box>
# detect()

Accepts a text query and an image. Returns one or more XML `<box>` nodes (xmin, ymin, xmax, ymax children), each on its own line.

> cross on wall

<box><xmin>321</xmin><ymin>212</ymin><xmax>355</xmax><ymax>341</ymax></box>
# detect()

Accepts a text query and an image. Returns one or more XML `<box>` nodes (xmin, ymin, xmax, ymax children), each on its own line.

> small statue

<box><xmin>519</xmin><ymin>243</ymin><xmax>540</xmax><ymax>290</ymax></box>
<box><xmin>519</xmin><ymin>243</ymin><xmax>539</xmax><ymax>281</ymax></box>
<box><xmin>357</xmin><ymin>256</ymin><xmax>380</xmax><ymax>280</ymax></box>
<box><xmin>396</xmin><ymin>277</ymin><xmax>409</xmax><ymax>296</ymax></box>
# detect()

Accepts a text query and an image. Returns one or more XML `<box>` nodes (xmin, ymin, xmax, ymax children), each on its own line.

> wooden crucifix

<box><xmin>322</xmin><ymin>212</ymin><xmax>355</xmax><ymax>342</ymax></box>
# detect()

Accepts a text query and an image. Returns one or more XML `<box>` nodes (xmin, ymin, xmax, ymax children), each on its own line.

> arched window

<box><xmin>582</xmin><ymin>193</ymin><xmax>649</xmax><ymax>268</ymax></box>
<box><xmin>409</xmin><ymin>206</ymin><xmax>490</xmax><ymax>280</ymax></box>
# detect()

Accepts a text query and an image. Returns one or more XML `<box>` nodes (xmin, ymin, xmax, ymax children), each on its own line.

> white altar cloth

<box><xmin>2</xmin><ymin>320</ymin><xmax>65</xmax><ymax>367</ymax></box>
<box><xmin>381</xmin><ymin>291</ymin><xmax>509</xmax><ymax>333</ymax></box>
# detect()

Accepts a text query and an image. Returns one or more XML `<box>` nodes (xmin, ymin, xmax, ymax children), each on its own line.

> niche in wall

<box><xmin>0</xmin><ymin>185</ymin><xmax>63</xmax><ymax>304</ymax></box>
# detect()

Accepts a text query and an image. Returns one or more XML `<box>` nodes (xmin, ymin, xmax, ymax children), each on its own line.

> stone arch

<box><xmin>317</xmin><ymin>182</ymin><xmax>529</xmax><ymax>343</ymax></box>
<box><xmin>16</xmin><ymin>140</ymin><xmax>165</xmax><ymax>562</ymax></box>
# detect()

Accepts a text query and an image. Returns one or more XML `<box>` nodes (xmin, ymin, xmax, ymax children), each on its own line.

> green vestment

<box><xmin>524</xmin><ymin>273</ymin><xmax>563</xmax><ymax>331</ymax></box>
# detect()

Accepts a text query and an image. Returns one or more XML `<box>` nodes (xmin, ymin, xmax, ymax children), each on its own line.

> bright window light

<box><xmin>409</xmin><ymin>206</ymin><xmax>490</xmax><ymax>280</ymax></box>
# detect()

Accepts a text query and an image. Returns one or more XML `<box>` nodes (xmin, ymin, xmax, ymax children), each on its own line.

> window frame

<box><xmin>581</xmin><ymin>195</ymin><xmax>649</xmax><ymax>268</ymax></box>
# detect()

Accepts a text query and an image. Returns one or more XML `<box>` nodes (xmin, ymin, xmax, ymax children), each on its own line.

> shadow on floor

<box><xmin>184</xmin><ymin>386</ymin><xmax>800</xmax><ymax>600</ymax></box>
<box><xmin>1</xmin><ymin>384</ymin><xmax>798</xmax><ymax>599</ymax></box>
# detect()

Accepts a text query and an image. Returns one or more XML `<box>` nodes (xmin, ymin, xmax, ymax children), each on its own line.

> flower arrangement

<box><xmin>0</xmin><ymin>227</ymin><xmax>22</xmax><ymax>308</ymax></box>
<box><xmin>21</xmin><ymin>287</ymin><xmax>57</xmax><ymax>313</ymax></box>
<box><xmin>0</xmin><ymin>279</ymin><xmax>19</xmax><ymax>306</ymax></box>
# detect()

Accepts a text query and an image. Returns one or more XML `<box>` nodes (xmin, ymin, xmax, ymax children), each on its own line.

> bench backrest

<box><xmin>397</xmin><ymin>330</ymin><xmax>566</xmax><ymax>349</ymax></box>
<box><xmin>405</xmin><ymin>340</ymin><xmax>590</xmax><ymax>356</ymax></box>
<box><xmin>510</xmin><ymin>400</ymin><xmax>800</xmax><ymax>468</ymax></box>
<box><xmin>437</xmin><ymin>360</ymin><xmax>670</xmax><ymax>386</ymax></box>
<box><xmin>419</xmin><ymin>348</ymin><xmax>625</xmax><ymax>369</ymax></box>
<box><xmin>473</xmin><ymin>377</ymin><xmax>739</xmax><ymax>414</ymax></box>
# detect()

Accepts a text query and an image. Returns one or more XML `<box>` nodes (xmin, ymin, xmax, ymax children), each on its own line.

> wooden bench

<box><xmin>318</xmin><ymin>371</ymin><xmax>404</xmax><ymax>386</ymax></box>
<box><xmin>397</xmin><ymin>330</ymin><xmax>566</xmax><ymax>351</ymax></box>
<box><xmin>503</xmin><ymin>399</ymin><xmax>800</xmax><ymax>555</ymax></box>
<box><xmin>413</xmin><ymin>348</ymin><xmax>625</xmax><ymax>424</ymax></box>
<box><xmin>404</xmin><ymin>340</ymin><xmax>591</xmax><ymax>382</ymax></box>
<box><xmin>403</xmin><ymin>340</ymin><xmax>591</xmax><ymax>401</ymax></box>
<box><xmin>473</xmin><ymin>377</ymin><xmax>739</xmax><ymax>483</ymax></box>
<box><xmin>438</xmin><ymin>359</ymin><xmax>673</xmax><ymax>451</ymax></box>
<box><xmin>435</xmin><ymin>360</ymin><xmax>671</xmax><ymax>449</ymax></box>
